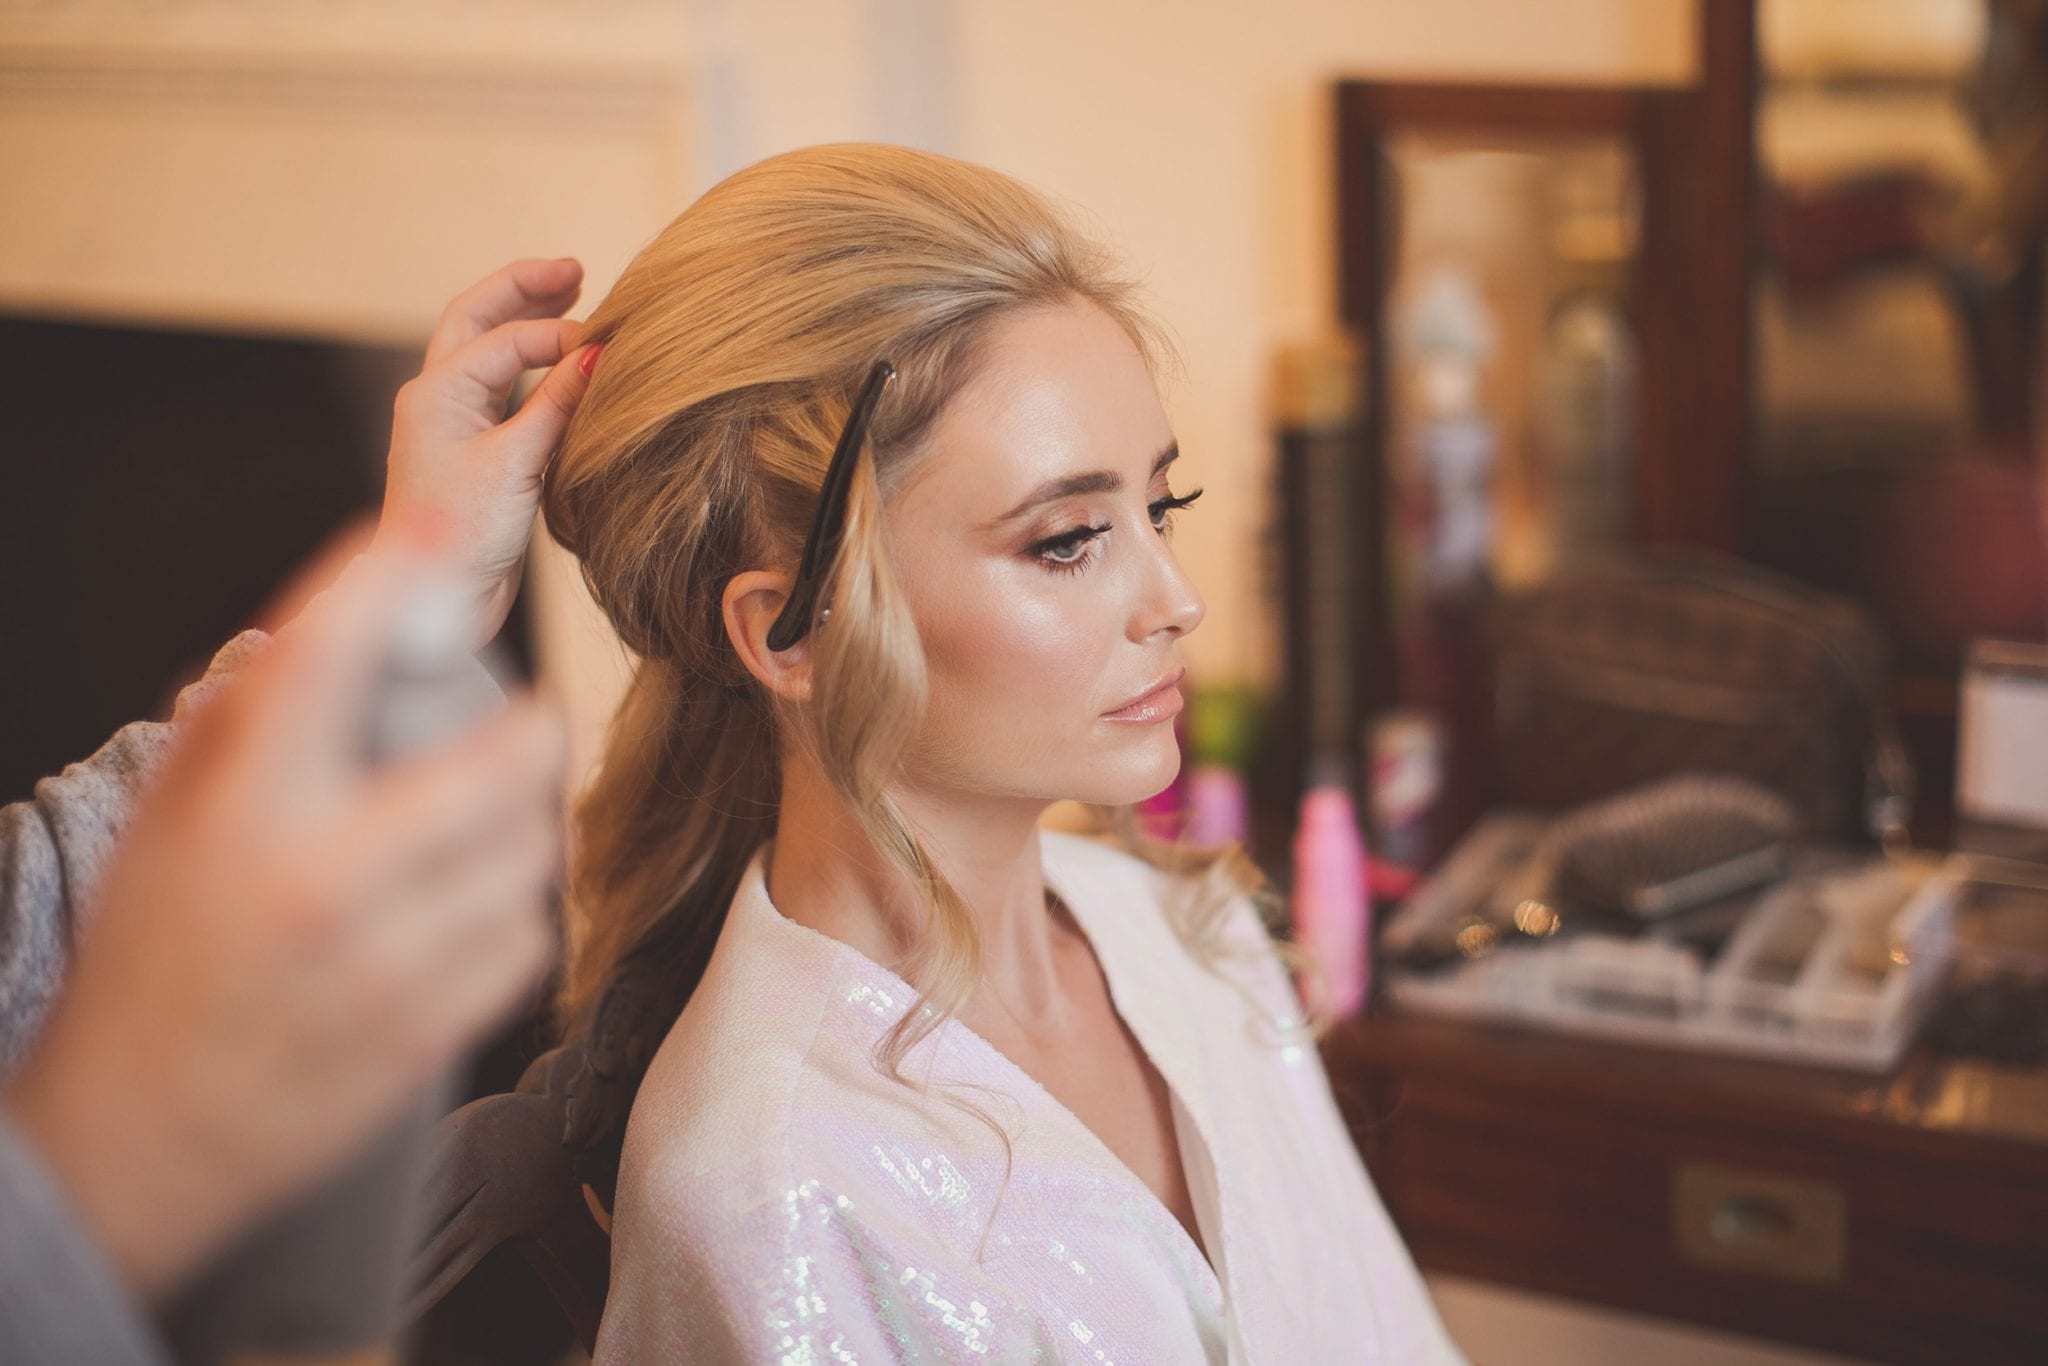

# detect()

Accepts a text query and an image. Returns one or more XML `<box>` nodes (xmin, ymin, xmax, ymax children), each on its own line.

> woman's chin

<box><xmin>1073</xmin><ymin>744</ymin><xmax>1184</xmax><ymax>808</ymax></box>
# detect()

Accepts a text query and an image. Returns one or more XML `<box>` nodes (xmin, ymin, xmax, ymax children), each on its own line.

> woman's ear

<box><xmin>723</xmin><ymin>570</ymin><xmax>813</xmax><ymax>703</ymax></box>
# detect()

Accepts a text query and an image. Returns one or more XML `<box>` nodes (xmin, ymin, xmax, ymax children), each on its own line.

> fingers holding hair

<box><xmin>425</xmin><ymin>257</ymin><xmax>583</xmax><ymax>369</ymax></box>
<box><xmin>435</xmin><ymin>316</ymin><xmax>587</xmax><ymax>428</ymax></box>
<box><xmin>493</xmin><ymin>336</ymin><xmax>601</xmax><ymax>481</ymax></box>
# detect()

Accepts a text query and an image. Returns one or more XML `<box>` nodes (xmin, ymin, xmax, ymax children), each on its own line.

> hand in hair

<box><xmin>1</xmin><ymin>526</ymin><xmax>567</xmax><ymax>1300</ymax></box>
<box><xmin>376</xmin><ymin>257</ymin><xmax>601</xmax><ymax>649</ymax></box>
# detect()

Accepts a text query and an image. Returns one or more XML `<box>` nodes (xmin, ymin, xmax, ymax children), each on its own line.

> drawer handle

<box><xmin>1710</xmin><ymin>1193</ymin><xmax>1797</xmax><ymax>1247</ymax></box>
<box><xmin>1673</xmin><ymin>1162</ymin><xmax>1847</xmax><ymax>1284</ymax></box>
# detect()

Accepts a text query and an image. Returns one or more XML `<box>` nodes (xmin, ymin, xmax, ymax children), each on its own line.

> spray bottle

<box><xmin>1291</xmin><ymin>758</ymin><xmax>1373</xmax><ymax>1019</ymax></box>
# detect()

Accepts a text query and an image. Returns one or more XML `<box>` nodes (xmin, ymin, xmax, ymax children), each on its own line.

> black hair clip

<box><xmin>765</xmin><ymin>359</ymin><xmax>898</xmax><ymax>652</ymax></box>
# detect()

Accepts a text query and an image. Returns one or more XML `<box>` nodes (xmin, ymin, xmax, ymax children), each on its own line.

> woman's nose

<box><xmin>1130</xmin><ymin>530</ymin><xmax>1206</xmax><ymax>642</ymax></box>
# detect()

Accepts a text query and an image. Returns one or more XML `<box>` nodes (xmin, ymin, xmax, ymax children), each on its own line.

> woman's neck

<box><xmin>765</xmin><ymin>752</ymin><xmax>1076</xmax><ymax>1026</ymax></box>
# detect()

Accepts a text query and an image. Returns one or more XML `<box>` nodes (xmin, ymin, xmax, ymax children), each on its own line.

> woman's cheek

<box><xmin>916</xmin><ymin>594</ymin><xmax>1104</xmax><ymax>782</ymax></box>
<box><xmin>993</xmin><ymin>598</ymin><xmax>1105</xmax><ymax>710</ymax></box>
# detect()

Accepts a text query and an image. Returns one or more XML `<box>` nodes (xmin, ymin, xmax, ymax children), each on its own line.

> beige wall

<box><xmin>0</xmin><ymin>3</ymin><xmax>699</xmax><ymax>344</ymax></box>
<box><xmin>701</xmin><ymin>0</ymin><xmax>1696</xmax><ymax>686</ymax></box>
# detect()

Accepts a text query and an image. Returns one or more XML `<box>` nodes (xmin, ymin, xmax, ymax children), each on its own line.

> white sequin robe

<box><xmin>595</xmin><ymin>830</ymin><xmax>1466</xmax><ymax>1364</ymax></box>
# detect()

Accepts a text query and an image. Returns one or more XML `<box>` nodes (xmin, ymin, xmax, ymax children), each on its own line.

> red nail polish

<box><xmin>578</xmin><ymin>343</ymin><xmax>602</xmax><ymax>379</ymax></box>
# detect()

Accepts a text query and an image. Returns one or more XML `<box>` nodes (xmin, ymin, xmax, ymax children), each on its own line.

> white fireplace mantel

<box><xmin>0</xmin><ymin>1</ymin><xmax>705</xmax><ymax>345</ymax></box>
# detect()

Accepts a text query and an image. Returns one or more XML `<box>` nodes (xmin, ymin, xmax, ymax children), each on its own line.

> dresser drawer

<box><xmin>1325</xmin><ymin>1017</ymin><xmax>2048</xmax><ymax>1366</ymax></box>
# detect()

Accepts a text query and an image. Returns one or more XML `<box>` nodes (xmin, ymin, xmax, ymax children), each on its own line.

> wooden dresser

<box><xmin>1321</xmin><ymin>1011</ymin><xmax>2048</xmax><ymax>1365</ymax></box>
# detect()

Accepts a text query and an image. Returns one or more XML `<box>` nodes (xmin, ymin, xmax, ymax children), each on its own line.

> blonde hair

<box><xmin>542</xmin><ymin>143</ymin><xmax>1300</xmax><ymax>1207</ymax></box>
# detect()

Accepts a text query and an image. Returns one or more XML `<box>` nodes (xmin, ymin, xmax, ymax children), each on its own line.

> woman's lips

<box><xmin>1102</xmin><ymin>666</ymin><xmax>1186</xmax><ymax>723</ymax></box>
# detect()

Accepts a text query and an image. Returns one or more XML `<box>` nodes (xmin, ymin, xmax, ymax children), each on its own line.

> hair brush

<box><xmin>1547</xmin><ymin>774</ymin><xmax>1800</xmax><ymax>920</ymax></box>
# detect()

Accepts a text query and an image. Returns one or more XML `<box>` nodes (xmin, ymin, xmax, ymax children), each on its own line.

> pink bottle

<box><xmin>1185</xmin><ymin>764</ymin><xmax>1249</xmax><ymax>847</ymax></box>
<box><xmin>1135</xmin><ymin>708</ymin><xmax>1191</xmax><ymax>840</ymax></box>
<box><xmin>1291</xmin><ymin>784</ymin><xmax>1373</xmax><ymax>1019</ymax></box>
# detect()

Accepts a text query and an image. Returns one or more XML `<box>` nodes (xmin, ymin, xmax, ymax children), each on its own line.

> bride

<box><xmin>542</xmin><ymin>142</ymin><xmax>1463</xmax><ymax>1364</ymax></box>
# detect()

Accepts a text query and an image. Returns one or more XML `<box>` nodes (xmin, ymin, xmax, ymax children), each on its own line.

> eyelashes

<box><xmin>1030</xmin><ymin>487</ymin><xmax>1204</xmax><ymax>576</ymax></box>
<box><xmin>1032</xmin><ymin>523</ymin><xmax>1110</xmax><ymax>573</ymax></box>
<box><xmin>1152</xmin><ymin>487</ymin><xmax>1204</xmax><ymax>522</ymax></box>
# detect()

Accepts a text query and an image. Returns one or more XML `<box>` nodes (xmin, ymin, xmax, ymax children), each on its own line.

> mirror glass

<box><xmin>1749</xmin><ymin>0</ymin><xmax>2048</xmax><ymax>680</ymax></box>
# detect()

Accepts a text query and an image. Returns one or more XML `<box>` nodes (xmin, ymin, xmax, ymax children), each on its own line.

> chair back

<box><xmin>407</xmin><ymin>1044</ymin><xmax>612</xmax><ymax>1353</ymax></box>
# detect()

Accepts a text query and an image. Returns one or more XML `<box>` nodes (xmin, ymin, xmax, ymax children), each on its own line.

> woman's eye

<box><xmin>1033</xmin><ymin>524</ymin><xmax>1107</xmax><ymax>573</ymax></box>
<box><xmin>1150</xmin><ymin>486</ymin><xmax>1204</xmax><ymax>531</ymax></box>
<box><xmin>1029</xmin><ymin>490</ymin><xmax>1199</xmax><ymax>574</ymax></box>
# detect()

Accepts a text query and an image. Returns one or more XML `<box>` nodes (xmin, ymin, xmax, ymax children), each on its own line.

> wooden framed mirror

<box><xmin>1329</xmin><ymin>30</ymin><xmax>1754</xmax><ymax>838</ymax></box>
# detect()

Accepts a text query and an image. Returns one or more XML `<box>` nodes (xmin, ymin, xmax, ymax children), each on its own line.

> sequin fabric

<box><xmin>595</xmin><ymin>832</ymin><xmax>1466</xmax><ymax>1364</ymax></box>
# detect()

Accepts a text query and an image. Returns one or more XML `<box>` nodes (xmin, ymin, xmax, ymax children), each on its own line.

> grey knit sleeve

<box><xmin>0</xmin><ymin>1113</ymin><xmax>170</xmax><ymax>1366</ymax></box>
<box><xmin>0</xmin><ymin>630</ymin><xmax>271</xmax><ymax>1077</ymax></box>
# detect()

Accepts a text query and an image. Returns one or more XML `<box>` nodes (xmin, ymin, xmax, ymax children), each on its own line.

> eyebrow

<box><xmin>985</xmin><ymin>442</ymin><xmax>1180</xmax><ymax>528</ymax></box>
